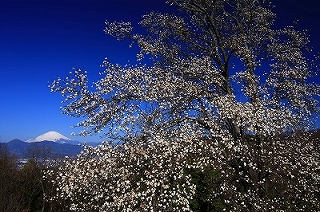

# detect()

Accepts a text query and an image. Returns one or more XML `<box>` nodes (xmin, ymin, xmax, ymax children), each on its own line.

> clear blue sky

<box><xmin>0</xmin><ymin>0</ymin><xmax>319</xmax><ymax>142</ymax></box>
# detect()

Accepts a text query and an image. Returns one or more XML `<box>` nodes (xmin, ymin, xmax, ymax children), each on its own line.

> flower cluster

<box><xmin>46</xmin><ymin>131</ymin><xmax>320</xmax><ymax>211</ymax></box>
<box><xmin>46</xmin><ymin>135</ymin><xmax>221</xmax><ymax>211</ymax></box>
<box><xmin>48</xmin><ymin>0</ymin><xmax>320</xmax><ymax>211</ymax></box>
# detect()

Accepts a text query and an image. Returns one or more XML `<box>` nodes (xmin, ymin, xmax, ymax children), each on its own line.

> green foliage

<box><xmin>19</xmin><ymin>158</ymin><xmax>44</xmax><ymax>211</ymax></box>
<box><xmin>185</xmin><ymin>167</ymin><xmax>226</xmax><ymax>212</ymax></box>
<box><xmin>0</xmin><ymin>145</ymin><xmax>69</xmax><ymax>212</ymax></box>
<box><xmin>0</xmin><ymin>145</ymin><xmax>21</xmax><ymax>211</ymax></box>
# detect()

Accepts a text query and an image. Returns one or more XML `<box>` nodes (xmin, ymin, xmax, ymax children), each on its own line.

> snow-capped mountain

<box><xmin>1</xmin><ymin>131</ymin><xmax>103</xmax><ymax>158</ymax></box>
<box><xmin>25</xmin><ymin>131</ymin><xmax>79</xmax><ymax>145</ymax></box>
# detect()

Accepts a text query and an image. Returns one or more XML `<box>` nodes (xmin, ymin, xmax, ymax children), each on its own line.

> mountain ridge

<box><xmin>0</xmin><ymin>131</ymin><xmax>103</xmax><ymax>158</ymax></box>
<box><xmin>2</xmin><ymin>139</ymin><xmax>84</xmax><ymax>158</ymax></box>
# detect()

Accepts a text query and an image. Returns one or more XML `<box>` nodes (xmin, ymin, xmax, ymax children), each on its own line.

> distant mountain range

<box><xmin>0</xmin><ymin>131</ymin><xmax>95</xmax><ymax>158</ymax></box>
<box><xmin>1</xmin><ymin>129</ymin><xmax>318</xmax><ymax>159</ymax></box>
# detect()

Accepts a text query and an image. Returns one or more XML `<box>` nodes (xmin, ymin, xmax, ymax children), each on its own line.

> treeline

<box><xmin>1</xmin><ymin>129</ymin><xmax>319</xmax><ymax>211</ymax></box>
<box><xmin>0</xmin><ymin>145</ymin><xmax>70</xmax><ymax>212</ymax></box>
<box><xmin>0</xmin><ymin>144</ymin><xmax>225</xmax><ymax>212</ymax></box>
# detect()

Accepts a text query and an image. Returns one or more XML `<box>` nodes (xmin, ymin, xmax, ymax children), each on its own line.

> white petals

<box><xmin>48</xmin><ymin>0</ymin><xmax>320</xmax><ymax>211</ymax></box>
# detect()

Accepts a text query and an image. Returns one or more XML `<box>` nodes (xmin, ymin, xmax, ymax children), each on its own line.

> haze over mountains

<box><xmin>1</xmin><ymin>131</ymin><xmax>88</xmax><ymax>158</ymax></box>
<box><xmin>2</xmin><ymin>130</ymin><xmax>319</xmax><ymax>158</ymax></box>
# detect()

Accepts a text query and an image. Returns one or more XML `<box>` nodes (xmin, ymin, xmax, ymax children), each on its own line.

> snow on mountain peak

<box><xmin>25</xmin><ymin>131</ymin><xmax>71</xmax><ymax>143</ymax></box>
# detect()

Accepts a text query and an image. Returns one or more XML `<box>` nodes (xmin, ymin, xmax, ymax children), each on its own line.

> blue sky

<box><xmin>0</xmin><ymin>0</ymin><xmax>319</xmax><ymax>142</ymax></box>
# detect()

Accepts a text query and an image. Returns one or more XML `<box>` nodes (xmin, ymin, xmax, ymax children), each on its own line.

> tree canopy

<box><xmin>51</xmin><ymin>0</ymin><xmax>319</xmax><ymax>141</ymax></box>
<box><xmin>49</xmin><ymin>0</ymin><xmax>320</xmax><ymax>211</ymax></box>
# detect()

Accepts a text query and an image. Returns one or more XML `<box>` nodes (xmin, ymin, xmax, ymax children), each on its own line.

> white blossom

<box><xmin>48</xmin><ymin>0</ymin><xmax>320</xmax><ymax>211</ymax></box>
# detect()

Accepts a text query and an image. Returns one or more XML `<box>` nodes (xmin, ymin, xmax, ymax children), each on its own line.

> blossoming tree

<box><xmin>48</xmin><ymin>0</ymin><xmax>320</xmax><ymax>211</ymax></box>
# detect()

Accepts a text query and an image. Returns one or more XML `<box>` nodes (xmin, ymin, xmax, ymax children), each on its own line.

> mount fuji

<box><xmin>2</xmin><ymin>131</ymin><xmax>85</xmax><ymax>158</ymax></box>
<box><xmin>25</xmin><ymin>131</ymin><xmax>80</xmax><ymax>145</ymax></box>
<box><xmin>2</xmin><ymin>131</ymin><xmax>103</xmax><ymax>158</ymax></box>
